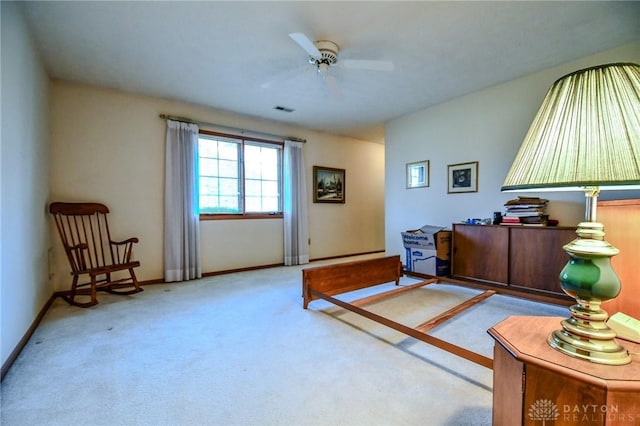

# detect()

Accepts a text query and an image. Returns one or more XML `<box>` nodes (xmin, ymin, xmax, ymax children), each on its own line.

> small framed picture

<box><xmin>406</xmin><ymin>160</ymin><xmax>429</xmax><ymax>189</ymax></box>
<box><xmin>313</xmin><ymin>166</ymin><xmax>345</xmax><ymax>203</ymax></box>
<box><xmin>447</xmin><ymin>161</ymin><xmax>478</xmax><ymax>193</ymax></box>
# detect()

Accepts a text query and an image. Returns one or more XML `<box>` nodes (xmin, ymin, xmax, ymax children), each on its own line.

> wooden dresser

<box><xmin>451</xmin><ymin>224</ymin><xmax>576</xmax><ymax>303</ymax></box>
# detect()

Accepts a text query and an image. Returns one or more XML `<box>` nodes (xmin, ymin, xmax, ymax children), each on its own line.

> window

<box><xmin>198</xmin><ymin>131</ymin><xmax>282</xmax><ymax>218</ymax></box>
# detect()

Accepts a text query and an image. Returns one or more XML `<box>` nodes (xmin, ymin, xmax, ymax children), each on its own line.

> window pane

<box><xmin>262</xmin><ymin>196</ymin><xmax>279</xmax><ymax>212</ymax></box>
<box><xmin>199</xmin><ymin>195</ymin><xmax>217</xmax><ymax>211</ymax></box>
<box><xmin>244</xmin><ymin>145</ymin><xmax>261</xmax><ymax>163</ymax></box>
<box><xmin>245</xmin><ymin>196</ymin><xmax>261</xmax><ymax>212</ymax></box>
<box><xmin>244</xmin><ymin>147</ymin><xmax>262</xmax><ymax>179</ymax></box>
<box><xmin>262</xmin><ymin>164</ymin><xmax>278</xmax><ymax>181</ymax></box>
<box><xmin>243</xmin><ymin>143</ymin><xmax>281</xmax><ymax>213</ymax></box>
<box><xmin>198</xmin><ymin>139</ymin><xmax>217</xmax><ymax>157</ymax></box>
<box><xmin>219</xmin><ymin>159</ymin><xmax>239</xmax><ymax>178</ymax></box>
<box><xmin>245</xmin><ymin>180</ymin><xmax>261</xmax><ymax>197</ymax></box>
<box><xmin>219</xmin><ymin>196</ymin><xmax>240</xmax><ymax>212</ymax></box>
<box><xmin>200</xmin><ymin>176</ymin><xmax>219</xmax><ymax>195</ymax></box>
<box><xmin>219</xmin><ymin>178</ymin><xmax>238</xmax><ymax>196</ymax></box>
<box><xmin>262</xmin><ymin>180</ymin><xmax>278</xmax><ymax>196</ymax></box>
<box><xmin>245</xmin><ymin>164</ymin><xmax>261</xmax><ymax>179</ymax></box>
<box><xmin>266</xmin><ymin>147</ymin><xmax>281</xmax><ymax>183</ymax></box>
<box><xmin>199</xmin><ymin>158</ymin><xmax>218</xmax><ymax>176</ymax></box>
<box><xmin>261</xmin><ymin>148</ymin><xmax>278</xmax><ymax>165</ymax></box>
<box><xmin>198</xmin><ymin>136</ymin><xmax>243</xmax><ymax>214</ymax></box>
<box><xmin>219</xmin><ymin>141</ymin><xmax>239</xmax><ymax>160</ymax></box>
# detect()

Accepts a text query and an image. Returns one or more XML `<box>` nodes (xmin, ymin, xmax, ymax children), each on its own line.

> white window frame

<box><xmin>198</xmin><ymin>130</ymin><xmax>283</xmax><ymax>220</ymax></box>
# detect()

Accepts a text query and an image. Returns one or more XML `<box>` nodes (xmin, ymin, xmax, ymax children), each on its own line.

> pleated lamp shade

<box><xmin>502</xmin><ymin>63</ymin><xmax>640</xmax><ymax>192</ymax></box>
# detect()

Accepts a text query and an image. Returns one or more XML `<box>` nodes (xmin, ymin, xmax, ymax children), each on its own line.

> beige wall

<box><xmin>385</xmin><ymin>42</ymin><xmax>640</xmax><ymax>261</ymax></box>
<box><xmin>1</xmin><ymin>2</ymin><xmax>51</xmax><ymax>368</ymax></box>
<box><xmin>49</xmin><ymin>81</ymin><xmax>385</xmax><ymax>290</ymax></box>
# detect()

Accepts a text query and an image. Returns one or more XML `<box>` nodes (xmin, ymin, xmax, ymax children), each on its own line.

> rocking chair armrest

<box><xmin>69</xmin><ymin>242</ymin><xmax>89</xmax><ymax>250</ymax></box>
<box><xmin>110</xmin><ymin>237</ymin><xmax>139</xmax><ymax>246</ymax></box>
<box><xmin>68</xmin><ymin>243</ymin><xmax>89</xmax><ymax>258</ymax></box>
<box><xmin>109</xmin><ymin>237</ymin><xmax>139</xmax><ymax>263</ymax></box>
<box><xmin>67</xmin><ymin>243</ymin><xmax>89</xmax><ymax>271</ymax></box>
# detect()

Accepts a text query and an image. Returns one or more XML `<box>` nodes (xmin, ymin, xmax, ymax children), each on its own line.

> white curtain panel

<box><xmin>283</xmin><ymin>140</ymin><xmax>310</xmax><ymax>266</ymax></box>
<box><xmin>164</xmin><ymin>119</ymin><xmax>202</xmax><ymax>282</ymax></box>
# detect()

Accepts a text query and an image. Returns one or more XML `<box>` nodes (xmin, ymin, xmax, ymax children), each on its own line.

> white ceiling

<box><xmin>21</xmin><ymin>1</ymin><xmax>640</xmax><ymax>143</ymax></box>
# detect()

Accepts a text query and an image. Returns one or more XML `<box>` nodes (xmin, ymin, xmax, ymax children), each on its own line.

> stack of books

<box><xmin>502</xmin><ymin>196</ymin><xmax>549</xmax><ymax>226</ymax></box>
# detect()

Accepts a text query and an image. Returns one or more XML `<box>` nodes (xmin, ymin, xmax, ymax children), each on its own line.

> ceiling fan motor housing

<box><xmin>310</xmin><ymin>40</ymin><xmax>339</xmax><ymax>66</ymax></box>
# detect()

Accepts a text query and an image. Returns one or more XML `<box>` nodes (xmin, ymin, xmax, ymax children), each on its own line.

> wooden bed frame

<box><xmin>302</xmin><ymin>255</ymin><xmax>494</xmax><ymax>369</ymax></box>
<box><xmin>302</xmin><ymin>255</ymin><xmax>403</xmax><ymax>308</ymax></box>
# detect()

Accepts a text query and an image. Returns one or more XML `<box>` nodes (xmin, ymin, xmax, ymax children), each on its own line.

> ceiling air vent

<box><xmin>274</xmin><ymin>105</ymin><xmax>295</xmax><ymax>113</ymax></box>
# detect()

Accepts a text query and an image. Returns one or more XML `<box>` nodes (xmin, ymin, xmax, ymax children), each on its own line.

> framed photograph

<box><xmin>313</xmin><ymin>166</ymin><xmax>345</xmax><ymax>203</ymax></box>
<box><xmin>406</xmin><ymin>160</ymin><xmax>429</xmax><ymax>189</ymax></box>
<box><xmin>447</xmin><ymin>161</ymin><xmax>478</xmax><ymax>193</ymax></box>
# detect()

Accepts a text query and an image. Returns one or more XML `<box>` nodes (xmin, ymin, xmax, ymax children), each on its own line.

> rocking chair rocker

<box><xmin>50</xmin><ymin>202</ymin><xmax>143</xmax><ymax>307</ymax></box>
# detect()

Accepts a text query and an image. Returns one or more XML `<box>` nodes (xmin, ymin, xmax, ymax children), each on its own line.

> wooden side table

<box><xmin>488</xmin><ymin>316</ymin><xmax>640</xmax><ymax>425</ymax></box>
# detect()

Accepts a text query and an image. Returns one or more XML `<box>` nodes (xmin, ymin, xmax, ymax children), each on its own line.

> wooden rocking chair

<box><xmin>50</xmin><ymin>202</ymin><xmax>143</xmax><ymax>307</ymax></box>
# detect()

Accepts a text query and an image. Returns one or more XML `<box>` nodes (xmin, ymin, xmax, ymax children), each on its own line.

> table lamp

<box><xmin>502</xmin><ymin>62</ymin><xmax>640</xmax><ymax>365</ymax></box>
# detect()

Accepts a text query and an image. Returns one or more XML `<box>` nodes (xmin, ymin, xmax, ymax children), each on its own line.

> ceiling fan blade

<box><xmin>289</xmin><ymin>32</ymin><xmax>321</xmax><ymax>58</ymax></box>
<box><xmin>324</xmin><ymin>74</ymin><xmax>342</xmax><ymax>101</ymax></box>
<box><xmin>317</xmin><ymin>64</ymin><xmax>342</xmax><ymax>101</ymax></box>
<box><xmin>339</xmin><ymin>59</ymin><xmax>395</xmax><ymax>72</ymax></box>
<box><xmin>261</xmin><ymin>64</ymin><xmax>312</xmax><ymax>89</ymax></box>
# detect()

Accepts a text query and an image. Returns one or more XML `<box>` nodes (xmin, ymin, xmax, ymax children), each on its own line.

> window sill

<box><xmin>200</xmin><ymin>213</ymin><xmax>283</xmax><ymax>221</ymax></box>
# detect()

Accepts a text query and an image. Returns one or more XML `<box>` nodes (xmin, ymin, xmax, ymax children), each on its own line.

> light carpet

<box><xmin>1</xmin><ymin>255</ymin><xmax>568</xmax><ymax>425</ymax></box>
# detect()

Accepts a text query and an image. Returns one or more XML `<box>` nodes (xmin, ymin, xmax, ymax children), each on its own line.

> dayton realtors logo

<box><xmin>529</xmin><ymin>399</ymin><xmax>638</xmax><ymax>424</ymax></box>
<box><xmin>528</xmin><ymin>399</ymin><xmax>559</xmax><ymax>425</ymax></box>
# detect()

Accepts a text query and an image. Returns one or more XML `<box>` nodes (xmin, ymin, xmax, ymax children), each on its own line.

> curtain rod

<box><xmin>158</xmin><ymin>114</ymin><xmax>306</xmax><ymax>143</ymax></box>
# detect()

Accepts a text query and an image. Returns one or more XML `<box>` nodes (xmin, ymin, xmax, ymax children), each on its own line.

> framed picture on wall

<box><xmin>406</xmin><ymin>160</ymin><xmax>429</xmax><ymax>189</ymax></box>
<box><xmin>313</xmin><ymin>166</ymin><xmax>345</xmax><ymax>203</ymax></box>
<box><xmin>447</xmin><ymin>161</ymin><xmax>478</xmax><ymax>193</ymax></box>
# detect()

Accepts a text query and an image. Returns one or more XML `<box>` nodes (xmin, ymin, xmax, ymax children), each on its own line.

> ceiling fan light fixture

<box><xmin>317</xmin><ymin>63</ymin><xmax>330</xmax><ymax>77</ymax></box>
<box><xmin>310</xmin><ymin>40</ymin><xmax>339</xmax><ymax>66</ymax></box>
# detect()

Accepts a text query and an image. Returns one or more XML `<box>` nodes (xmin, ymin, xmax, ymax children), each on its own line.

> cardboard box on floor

<box><xmin>401</xmin><ymin>225</ymin><xmax>451</xmax><ymax>276</ymax></box>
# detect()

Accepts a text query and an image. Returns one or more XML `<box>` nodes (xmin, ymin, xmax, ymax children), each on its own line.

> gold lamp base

<box><xmin>547</xmin><ymin>298</ymin><xmax>631</xmax><ymax>365</ymax></box>
<box><xmin>548</xmin><ymin>218</ymin><xmax>631</xmax><ymax>366</ymax></box>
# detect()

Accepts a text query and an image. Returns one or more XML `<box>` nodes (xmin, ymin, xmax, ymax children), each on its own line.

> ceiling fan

<box><xmin>262</xmin><ymin>32</ymin><xmax>394</xmax><ymax>99</ymax></box>
<box><xmin>289</xmin><ymin>32</ymin><xmax>395</xmax><ymax>73</ymax></box>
